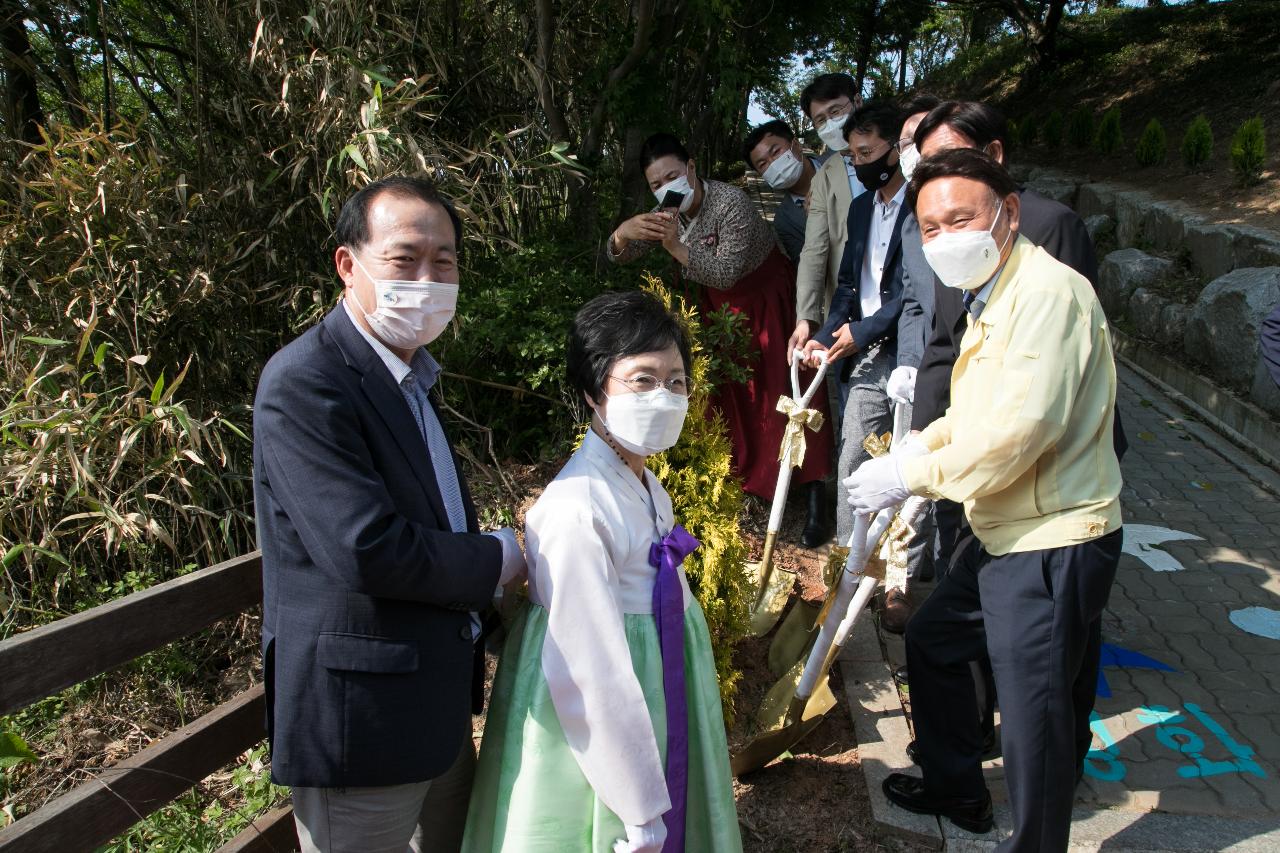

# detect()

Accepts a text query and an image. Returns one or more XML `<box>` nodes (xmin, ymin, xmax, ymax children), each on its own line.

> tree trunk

<box><xmin>530</xmin><ymin>0</ymin><xmax>572</xmax><ymax>144</ymax></box>
<box><xmin>1</xmin><ymin>0</ymin><xmax>45</xmax><ymax>144</ymax></box>
<box><xmin>854</xmin><ymin>0</ymin><xmax>880</xmax><ymax>94</ymax></box>
<box><xmin>898</xmin><ymin>37</ymin><xmax>909</xmax><ymax>93</ymax></box>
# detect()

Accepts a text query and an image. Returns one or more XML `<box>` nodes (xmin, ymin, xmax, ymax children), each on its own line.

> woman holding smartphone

<box><xmin>606</xmin><ymin>133</ymin><xmax>833</xmax><ymax>547</ymax></box>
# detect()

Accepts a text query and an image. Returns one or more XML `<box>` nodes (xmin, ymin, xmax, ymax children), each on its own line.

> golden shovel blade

<box><xmin>746</xmin><ymin>559</ymin><xmax>796</xmax><ymax>637</ymax></box>
<box><xmin>767</xmin><ymin>599</ymin><xmax>819</xmax><ymax>676</ymax></box>
<box><xmin>730</xmin><ymin>660</ymin><xmax>838</xmax><ymax>776</ymax></box>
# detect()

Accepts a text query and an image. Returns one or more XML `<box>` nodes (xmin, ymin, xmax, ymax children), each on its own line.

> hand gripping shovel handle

<box><xmin>831</xmin><ymin>495</ymin><xmax>931</xmax><ymax>646</ymax></box>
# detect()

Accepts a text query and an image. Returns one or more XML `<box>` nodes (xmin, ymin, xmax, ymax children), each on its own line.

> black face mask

<box><xmin>854</xmin><ymin>146</ymin><xmax>898</xmax><ymax>192</ymax></box>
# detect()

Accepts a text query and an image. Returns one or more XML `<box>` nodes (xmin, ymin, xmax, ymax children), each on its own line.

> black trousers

<box><xmin>905</xmin><ymin>529</ymin><xmax>1122</xmax><ymax>853</ymax></box>
<box><xmin>931</xmin><ymin>500</ymin><xmax>998</xmax><ymax>745</ymax></box>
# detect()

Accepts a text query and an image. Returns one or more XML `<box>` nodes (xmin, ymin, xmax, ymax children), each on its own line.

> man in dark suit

<box><xmin>253</xmin><ymin>176</ymin><xmax>526</xmax><ymax>852</ymax></box>
<box><xmin>800</xmin><ymin>101</ymin><xmax>914</xmax><ymax>550</ymax></box>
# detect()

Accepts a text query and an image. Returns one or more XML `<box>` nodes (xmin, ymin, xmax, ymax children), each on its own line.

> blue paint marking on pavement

<box><xmin>1229</xmin><ymin>606</ymin><xmax>1280</xmax><ymax>640</ymax></box>
<box><xmin>1096</xmin><ymin>642</ymin><xmax>1178</xmax><ymax>698</ymax></box>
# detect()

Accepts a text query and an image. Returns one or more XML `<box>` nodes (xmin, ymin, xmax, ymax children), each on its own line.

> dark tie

<box><xmin>964</xmin><ymin>291</ymin><xmax>987</xmax><ymax>319</ymax></box>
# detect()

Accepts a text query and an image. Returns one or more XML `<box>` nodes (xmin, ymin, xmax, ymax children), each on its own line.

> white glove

<box><xmin>891</xmin><ymin>433</ymin><xmax>930</xmax><ymax>460</ymax></box>
<box><xmin>886</xmin><ymin>365</ymin><xmax>917</xmax><ymax>404</ymax></box>
<box><xmin>843</xmin><ymin>455</ymin><xmax>911</xmax><ymax>513</ymax></box>
<box><xmin>485</xmin><ymin>527</ymin><xmax>528</xmax><ymax>587</ymax></box>
<box><xmin>613</xmin><ymin>816</ymin><xmax>667</xmax><ymax>853</ymax></box>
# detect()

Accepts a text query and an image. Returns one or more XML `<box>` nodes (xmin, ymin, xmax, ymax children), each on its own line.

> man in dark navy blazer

<box><xmin>253</xmin><ymin>177</ymin><xmax>526</xmax><ymax>852</ymax></box>
<box><xmin>800</xmin><ymin>101</ymin><xmax>914</xmax><ymax>548</ymax></box>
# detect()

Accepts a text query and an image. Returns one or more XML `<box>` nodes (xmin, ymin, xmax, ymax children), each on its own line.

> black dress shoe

<box><xmin>800</xmin><ymin>481</ymin><xmax>832</xmax><ymax>548</ymax></box>
<box><xmin>906</xmin><ymin>730</ymin><xmax>999</xmax><ymax>765</ymax></box>
<box><xmin>882</xmin><ymin>773</ymin><xmax>994</xmax><ymax>834</ymax></box>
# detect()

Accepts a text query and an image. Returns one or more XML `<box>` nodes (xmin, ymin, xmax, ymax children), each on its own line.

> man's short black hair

<box><xmin>913</xmin><ymin>100</ymin><xmax>1009</xmax><ymax>152</ymax></box>
<box><xmin>845</xmin><ymin>100</ymin><xmax>906</xmax><ymax>145</ymax></box>
<box><xmin>334</xmin><ymin>175</ymin><xmax>462</xmax><ymax>251</ymax></box>
<box><xmin>567</xmin><ymin>291</ymin><xmax>693</xmax><ymax>405</ymax></box>
<box><xmin>640</xmin><ymin>133</ymin><xmax>691</xmax><ymax>172</ymax></box>
<box><xmin>800</xmin><ymin>73</ymin><xmax>860</xmax><ymax>121</ymax></box>
<box><xmin>901</xmin><ymin>93</ymin><xmax>942</xmax><ymax>118</ymax></box>
<box><xmin>742</xmin><ymin>119</ymin><xmax>795</xmax><ymax>172</ymax></box>
<box><xmin>906</xmin><ymin>147</ymin><xmax>1019</xmax><ymax>213</ymax></box>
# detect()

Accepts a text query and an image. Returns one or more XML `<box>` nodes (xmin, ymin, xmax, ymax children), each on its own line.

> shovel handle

<box><xmin>831</xmin><ymin>496</ymin><xmax>931</xmax><ymax>647</ymax></box>
<box><xmin>790</xmin><ymin>348</ymin><xmax>829</xmax><ymax>406</ymax></box>
<box><xmin>794</xmin><ymin>512</ymin><xmax>871</xmax><ymax>701</ymax></box>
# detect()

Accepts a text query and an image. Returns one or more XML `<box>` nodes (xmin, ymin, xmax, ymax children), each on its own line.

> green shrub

<box><xmin>1096</xmin><ymin>107</ymin><xmax>1123</xmax><ymax>155</ymax></box>
<box><xmin>1019</xmin><ymin>114</ymin><xmax>1040</xmax><ymax>148</ymax></box>
<box><xmin>1135</xmin><ymin>118</ymin><xmax>1167</xmax><ymax>166</ymax></box>
<box><xmin>1230</xmin><ymin>116</ymin><xmax>1266</xmax><ymax>186</ymax></box>
<box><xmin>1181</xmin><ymin>114</ymin><xmax>1214</xmax><ymax>171</ymax></box>
<box><xmin>1043</xmin><ymin>110</ymin><xmax>1065</xmax><ymax>149</ymax></box>
<box><xmin>1068</xmin><ymin>107</ymin><xmax>1095</xmax><ymax>149</ymax></box>
<box><xmin>645</xmin><ymin>276</ymin><xmax>751</xmax><ymax>719</ymax></box>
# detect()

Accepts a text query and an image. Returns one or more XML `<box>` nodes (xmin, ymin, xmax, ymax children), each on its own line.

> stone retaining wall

<box><xmin>1009</xmin><ymin>165</ymin><xmax>1280</xmax><ymax>418</ymax></box>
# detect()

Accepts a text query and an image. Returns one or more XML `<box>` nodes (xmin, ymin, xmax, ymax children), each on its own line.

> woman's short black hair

<box><xmin>639</xmin><ymin>133</ymin><xmax>691</xmax><ymax>172</ymax></box>
<box><xmin>906</xmin><ymin>147</ymin><xmax>1019</xmax><ymax>213</ymax></box>
<box><xmin>568</xmin><ymin>291</ymin><xmax>693</xmax><ymax>404</ymax></box>
<box><xmin>742</xmin><ymin>119</ymin><xmax>795</xmax><ymax>171</ymax></box>
<box><xmin>913</xmin><ymin>100</ymin><xmax>1009</xmax><ymax>152</ymax></box>
<box><xmin>845</xmin><ymin>100</ymin><xmax>906</xmax><ymax>144</ymax></box>
<box><xmin>799</xmin><ymin>73</ymin><xmax>859</xmax><ymax>121</ymax></box>
<box><xmin>334</xmin><ymin>175</ymin><xmax>462</xmax><ymax>251</ymax></box>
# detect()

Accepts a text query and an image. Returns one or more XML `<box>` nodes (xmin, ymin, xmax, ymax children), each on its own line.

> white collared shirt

<box><xmin>859</xmin><ymin>181</ymin><xmax>908</xmax><ymax>319</ymax></box>
<box><xmin>523</xmin><ymin>429</ymin><xmax>694</xmax><ymax>825</ymax></box>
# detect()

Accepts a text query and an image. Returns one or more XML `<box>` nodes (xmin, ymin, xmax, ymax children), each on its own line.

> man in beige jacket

<box><xmin>790</xmin><ymin>73</ymin><xmax>866</xmax><ymax>400</ymax></box>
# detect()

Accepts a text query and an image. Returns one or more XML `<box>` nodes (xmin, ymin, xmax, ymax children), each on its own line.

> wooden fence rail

<box><xmin>0</xmin><ymin>552</ymin><xmax>300</xmax><ymax>852</ymax></box>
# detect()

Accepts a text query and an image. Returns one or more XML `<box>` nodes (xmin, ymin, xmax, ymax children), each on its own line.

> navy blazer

<box><xmin>253</xmin><ymin>305</ymin><xmax>502</xmax><ymax>788</ymax></box>
<box><xmin>816</xmin><ymin>188</ymin><xmax>910</xmax><ymax>379</ymax></box>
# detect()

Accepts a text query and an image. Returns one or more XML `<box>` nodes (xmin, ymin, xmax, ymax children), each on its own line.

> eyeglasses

<box><xmin>812</xmin><ymin>102</ymin><xmax>850</xmax><ymax>129</ymax></box>
<box><xmin>850</xmin><ymin>141</ymin><xmax>892</xmax><ymax>164</ymax></box>
<box><xmin>608</xmin><ymin>374</ymin><xmax>694</xmax><ymax>396</ymax></box>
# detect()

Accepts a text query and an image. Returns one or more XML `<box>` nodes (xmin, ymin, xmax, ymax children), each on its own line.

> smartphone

<box><xmin>660</xmin><ymin>189</ymin><xmax>686</xmax><ymax>211</ymax></box>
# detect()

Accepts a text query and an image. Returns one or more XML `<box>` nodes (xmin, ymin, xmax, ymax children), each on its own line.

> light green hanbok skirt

<box><xmin>461</xmin><ymin>601</ymin><xmax>743</xmax><ymax>852</ymax></box>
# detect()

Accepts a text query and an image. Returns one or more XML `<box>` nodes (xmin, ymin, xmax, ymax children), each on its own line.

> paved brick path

<box><xmin>1076</xmin><ymin>365</ymin><xmax>1280</xmax><ymax>817</ymax></box>
<box><xmin>879</xmin><ymin>364</ymin><xmax>1280</xmax><ymax>846</ymax></box>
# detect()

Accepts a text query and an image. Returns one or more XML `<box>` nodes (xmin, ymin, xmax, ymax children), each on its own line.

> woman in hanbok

<box><xmin>607</xmin><ymin>132</ymin><xmax>834</xmax><ymax>548</ymax></box>
<box><xmin>462</xmin><ymin>291</ymin><xmax>742</xmax><ymax>853</ymax></box>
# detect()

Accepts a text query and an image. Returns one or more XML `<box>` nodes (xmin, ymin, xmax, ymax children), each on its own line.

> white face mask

<box><xmin>922</xmin><ymin>201</ymin><xmax>1013</xmax><ymax>291</ymax></box>
<box><xmin>816</xmin><ymin>113</ymin><xmax>849</xmax><ymax>152</ymax></box>
<box><xmin>652</xmin><ymin>173</ymin><xmax>695</xmax><ymax>213</ymax></box>
<box><xmin>898</xmin><ymin>143</ymin><xmax>921</xmax><ymax>181</ymax></box>
<box><xmin>349</xmin><ymin>254</ymin><xmax>459</xmax><ymax>349</ymax></box>
<box><xmin>762</xmin><ymin>149</ymin><xmax>804</xmax><ymax>190</ymax></box>
<box><xmin>598</xmin><ymin>388</ymin><xmax>689</xmax><ymax>456</ymax></box>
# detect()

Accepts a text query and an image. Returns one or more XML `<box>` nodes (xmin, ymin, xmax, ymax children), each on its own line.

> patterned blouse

<box><xmin>607</xmin><ymin>178</ymin><xmax>779</xmax><ymax>291</ymax></box>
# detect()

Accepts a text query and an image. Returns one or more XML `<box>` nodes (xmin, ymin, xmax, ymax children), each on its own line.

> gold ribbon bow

<box><xmin>776</xmin><ymin>395</ymin><xmax>825</xmax><ymax>470</ymax></box>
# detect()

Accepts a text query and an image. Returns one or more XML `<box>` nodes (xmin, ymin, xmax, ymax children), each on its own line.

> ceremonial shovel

<box><xmin>766</xmin><ymin>402</ymin><xmax>911</xmax><ymax>675</ymax></box>
<box><xmin>732</xmin><ymin>407</ymin><xmax>926</xmax><ymax>776</ymax></box>
<box><xmin>746</xmin><ymin>351</ymin><xmax>829</xmax><ymax>637</ymax></box>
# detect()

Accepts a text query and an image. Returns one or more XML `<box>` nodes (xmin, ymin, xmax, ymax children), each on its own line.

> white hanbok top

<box><xmin>524</xmin><ymin>428</ymin><xmax>695</xmax><ymax>825</ymax></box>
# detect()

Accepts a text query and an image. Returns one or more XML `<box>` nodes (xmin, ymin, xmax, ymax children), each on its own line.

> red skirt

<box><xmin>701</xmin><ymin>247</ymin><xmax>834</xmax><ymax>498</ymax></box>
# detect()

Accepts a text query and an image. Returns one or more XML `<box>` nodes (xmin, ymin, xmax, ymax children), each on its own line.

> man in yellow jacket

<box><xmin>844</xmin><ymin>148</ymin><xmax>1123</xmax><ymax>853</ymax></box>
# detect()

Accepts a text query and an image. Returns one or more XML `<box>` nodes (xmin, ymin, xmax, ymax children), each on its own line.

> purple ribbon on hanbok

<box><xmin>648</xmin><ymin>524</ymin><xmax>699</xmax><ymax>853</ymax></box>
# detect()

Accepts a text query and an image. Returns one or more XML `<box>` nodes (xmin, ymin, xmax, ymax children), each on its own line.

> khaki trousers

<box><xmin>292</xmin><ymin>732</ymin><xmax>476</xmax><ymax>853</ymax></box>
